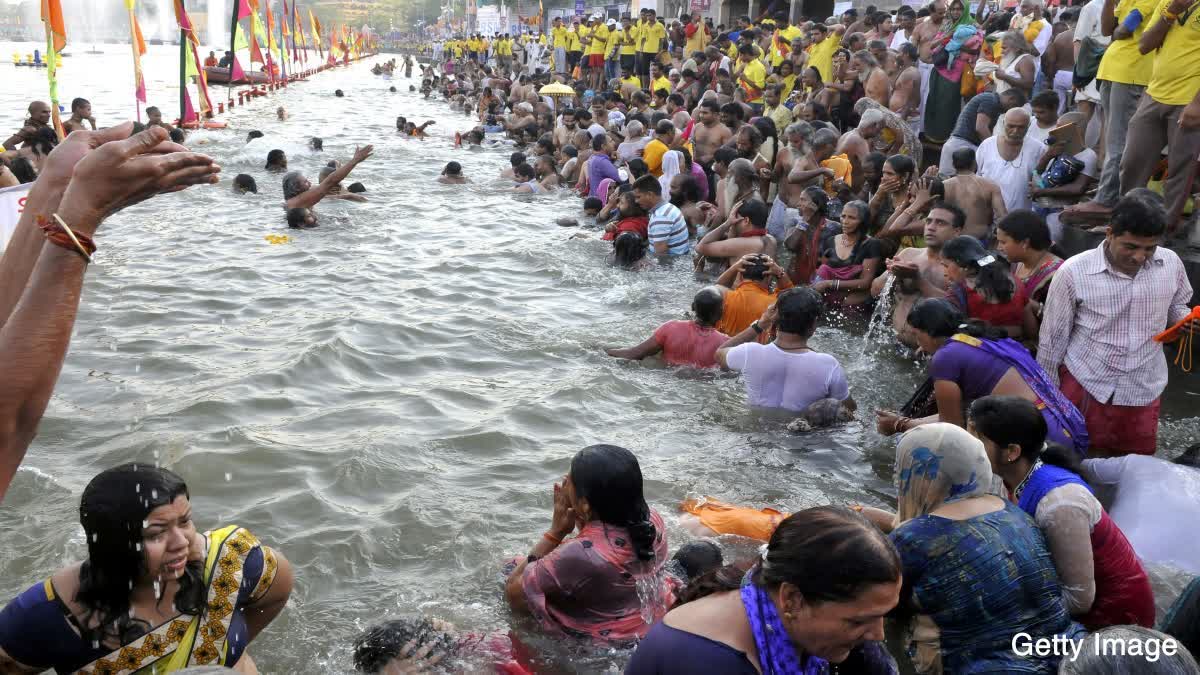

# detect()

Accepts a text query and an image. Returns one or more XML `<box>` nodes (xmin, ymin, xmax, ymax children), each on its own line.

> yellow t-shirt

<box><xmin>619</xmin><ymin>27</ymin><xmax>639</xmax><ymax>55</ymax></box>
<box><xmin>739</xmin><ymin>57</ymin><xmax>767</xmax><ymax>103</ymax></box>
<box><xmin>1094</xmin><ymin>0</ymin><xmax>1160</xmax><ymax>86</ymax></box>
<box><xmin>779</xmin><ymin>73</ymin><xmax>797</xmax><ymax>99</ymax></box>
<box><xmin>566</xmin><ymin>30</ymin><xmax>582</xmax><ymax>52</ymax></box>
<box><xmin>640</xmin><ymin>21</ymin><xmax>667</xmax><ymax>53</ymax></box>
<box><xmin>1145</xmin><ymin>0</ymin><xmax>1200</xmax><ymax>104</ymax></box>
<box><xmin>651</xmin><ymin>75</ymin><xmax>672</xmax><ymax>93</ymax></box>
<box><xmin>618</xmin><ymin>75</ymin><xmax>641</xmax><ymax>91</ymax></box>
<box><xmin>643</xmin><ymin>138</ymin><xmax>669</xmax><ymax>176</ymax></box>
<box><xmin>589</xmin><ymin>24</ymin><xmax>610</xmax><ymax>55</ymax></box>
<box><xmin>552</xmin><ymin>26</ymin><xmax>569</xmax><ymax>49</ymax></box>
<box><xmin>808</xmin><ymin>33</ymin><xmax>842</xmax><ymax>83</ymax></box>
<box><xmin>578</xmin><ymin>25</ymin><xmax>592</xmax><ymax>50</ymax></box>
<box><xmin>605</xmin><ymin>26</ymin><xmax>622</xmax><ymax>57</ymax></box>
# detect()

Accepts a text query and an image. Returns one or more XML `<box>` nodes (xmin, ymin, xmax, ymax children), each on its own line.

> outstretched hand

<box><xmin>55</xmin><ymin>125</ymin><xmax>220</xmax><ymax>237</ymax></box>
<box><xmin>352</xmin><ymin>144</ymin><xmax>376</xmax><ymax>163</ymax></box>
<box><xmin>37</xmin><ymin>121</ymin><xmax>189</xmax><ymax>190</ymax></box>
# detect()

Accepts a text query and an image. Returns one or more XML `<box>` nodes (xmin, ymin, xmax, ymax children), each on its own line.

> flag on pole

<box><xmin>310</xmin><ymin>9</ymin><xmax>323</xmax><ymax>58</ymax></box>
<box><xmin>175</xmin><ymin>0</ymin><xmax>212</xmax><ymax>118</ymax></box>
<box><xmin>40</xmin><ymin>0</ymin><xmax>66</xmax><ymax>138</ymax></box>
<box><xmin>125</xmin><ymin>0</ymin><xmax>147</xmax><ymax>117</ymax></box>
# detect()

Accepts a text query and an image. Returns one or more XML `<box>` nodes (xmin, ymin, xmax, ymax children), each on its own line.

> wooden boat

<box><xmin>202</xmin><ymin>66</ymin><xmax>271</xmax><ymax>84</ymax></box>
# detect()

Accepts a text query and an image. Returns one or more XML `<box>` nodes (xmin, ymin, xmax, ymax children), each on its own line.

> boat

<box><xmin>148</xmin><ymin>38</ymin><xmax>164</xmax><ymax>46</ymax></box>
<box><xmin>202</xmin><ymin>66</ymin><xmax>271</xmax><ymax>84</ymax></box>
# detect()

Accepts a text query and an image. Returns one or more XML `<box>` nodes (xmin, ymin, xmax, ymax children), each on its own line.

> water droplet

<box><xmin>224</xmin><ymin>472</ymin><xmax>232</xmax><ymax>481</ymax></box>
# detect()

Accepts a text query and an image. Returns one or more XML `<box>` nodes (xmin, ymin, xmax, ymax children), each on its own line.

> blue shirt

<box><xmin>646</xmin><ymin>201</ymin><xmax>690</xmax><ymax>255</ymax></box>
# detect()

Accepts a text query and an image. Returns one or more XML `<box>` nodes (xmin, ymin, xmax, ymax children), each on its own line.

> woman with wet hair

<box><xmin>627</xmin><ymin>506</ymin><xmax>901</xmax><ymax>674</ymax></box>
<box><xmin>784</xmin><ymin>185</ymin><xmax>838</xmax><ymax>285</ymax></box>
<box><xmin>352</xmin><ymin>616</ymin><xmax>532</xmax><ymax>674</ymax></box>
<box><xmin>505</xmin><ymin>445</ymin><xmax>673</xmax><ymax>643</ymax></box>
<box><xmin>610</xmin><ymin>230</ymin><xmax>653</xmax><ymax>271</ymax></box>
<box><xmin>941</xmin><ymin>234</ymin><xmax>1027</xmax><ymax>338</ymax></box>
<box><xmin>0</xmin><ymin>464</ymin><xmax>293</xmax><ymax>672</ymax></box>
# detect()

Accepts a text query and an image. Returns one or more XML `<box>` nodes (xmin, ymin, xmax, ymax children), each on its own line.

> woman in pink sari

<box><xmin>504</xmin><ymin>445</ymin><xmax>674</xmax><ymax>644</ymax></box>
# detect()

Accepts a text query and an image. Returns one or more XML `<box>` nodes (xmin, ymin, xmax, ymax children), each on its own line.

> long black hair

<box><xmin>679</xmin><ymin>506</ymin><xmax>900</xmax><ymax>605</ymax></box>
<box><xmin>942</xmin><ymin>235</ymin><xmax>1016</xmax><ymax>304</ymax></box>
<box><xmin>906</xmin><ymin>298</ymin><xmax>1010</xmax><ymax>341</ymax></box>
<box><xmin>77</xmin><ymin>464</ymin><xmax>204</xmax><ymax>645</ymax></box>
<box><xmin>968</xmin><ymin>395</ymin><xmax>1083</xmax><ymax>475</ymax></box>
<box><xmin>570</xmin><ymin>445</ymin><xmax>657</xmax><ymax>561</ymax></box>
<box><xmin>613</xmin><ymin>231</ymin><xmax>647</xmax><ymax>269</ymax></box>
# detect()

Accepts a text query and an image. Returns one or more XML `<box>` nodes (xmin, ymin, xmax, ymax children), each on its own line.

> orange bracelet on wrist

<box><xmin>543</xmin><ymin>531</ymin><xmax>563</xmax><ymax>545</ymax></box>
<box><xmin>37</xmin><ymin>214</ymin><xmax>95</xmax><ymax>262</ymax></box>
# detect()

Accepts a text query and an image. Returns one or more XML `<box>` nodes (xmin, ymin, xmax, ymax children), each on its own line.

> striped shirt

<box><xmin>646</xmin><ymin>201</ymin><xmax>691</xmax><ymax>255</ymax></box>
<box><xmin>1037</xmin><ymin>242</ymin><xmax>1193</xmax><ymax>406</ymax></box>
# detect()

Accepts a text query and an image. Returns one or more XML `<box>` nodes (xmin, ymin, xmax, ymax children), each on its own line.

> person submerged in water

<box><xmin>607</xmin><ymin>287</ymin><xmax>729</xmax><ymax>368</ymax></box>
<box><xmin>282</xmin><ymin>145</ymin><xmax>374</xmax><ymax>227</ymax></box>
<box><xmin>233</xmin><ymin>173</ymin><xmax>258</xmax><ymax>194</ymax></box>
<box><xmin>144</xmin><ymin>107</ymin><xmax>173</xmax><ymax>133</ymax></box>
<box><xmin>315</xmin><ymin>162</ymin><xmax>368</xmax><ymax>202</ymax></box>
<box><xmin>352</xmin><ymin>616</ymin><xmax>533</xmax><ymax>674</ymax></box>
<box><xmin>438</xmin><ymin>161</ymin><xmax>468</xmax><ymax>184</ymax></box>
<box><xmin>265</xmin><ymin>149</ymin><xmax>288</xmax><ymax>172</ymax></box>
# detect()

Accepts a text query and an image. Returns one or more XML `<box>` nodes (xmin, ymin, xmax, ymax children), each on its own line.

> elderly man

<box><xmin>937</xmin><ymin>89</ymin><xmax>1026</xmax><ymax>175</ymax></box>
<box><xmin>836</xmin><ymin>109</ymin><xmax>884</xmax><ymax>194</ymax></box>
<box><xmin>977</xmin><ymin>108</ymin><xmax>1046</xmax><ymax>212</ymax></box>
<box><xmin>1038</xmin><ymin>191</ymin><xmax>1195</xmax><ymax>456</ymax></box>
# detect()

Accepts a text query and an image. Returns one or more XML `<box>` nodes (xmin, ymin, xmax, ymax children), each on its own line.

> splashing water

<box><xmin>863</xmin><ymin>274</ymin><xmax>897</xmax><ymax>347</ymax></box>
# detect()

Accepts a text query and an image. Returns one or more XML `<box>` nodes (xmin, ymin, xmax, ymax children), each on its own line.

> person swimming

<box><xmin>233</xmin><ymin>174</ymin><xmax>258</xmax><ymax>194</ymax></box>
<box><xmin>265</xmin><ymin>149</ymin><xmax>287</xmax><ymax>172</ymax></box>
<box><xmin>438</xmin><ymin>161</ymin><xmax>467</xmax><ymax>184</ymax></box>
<box><xmin>281</xmin><ymin>145</ymin><xmax>374</xmax><ymax>226</ymax></box>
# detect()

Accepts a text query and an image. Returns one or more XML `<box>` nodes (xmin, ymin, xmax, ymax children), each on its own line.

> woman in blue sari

<box><xmin>0</xmin><ymin>464</ymin><xmax>293</xmax><ymax>674</ymax></box>
<box><xmin>876</xmin><ymin>298</ymin><xmax>1088</xmax><ymax>457</ymax></box>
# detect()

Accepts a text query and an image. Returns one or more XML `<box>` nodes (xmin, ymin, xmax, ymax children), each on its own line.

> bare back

<box><xmin>944</xmin><ymin>174</ymin><xmax>1004</xmax><ymax>240</ymax></box>
<box><xmin>890</xmin><ymin>66</ymin><xmax>921</xmax><ymax>118</ymax></box>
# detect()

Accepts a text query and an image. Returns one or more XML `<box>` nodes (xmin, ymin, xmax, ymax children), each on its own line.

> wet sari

<box><xmin>0</xmin><ymin>526</ymin><xmax>277</xmax><ymax>674</ymax></box>
<box><xmin>1018</xmin><ymin>257</ymin><xmax>1063</xmax><ymax>304</ymax></box>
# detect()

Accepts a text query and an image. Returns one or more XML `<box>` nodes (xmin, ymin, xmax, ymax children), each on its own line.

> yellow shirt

<box><xmin>566</xmin><ymin>30</ymin><xmax>582</xmax><ymax>52</ymax></box>
<box><xmin>651</xmin><ymin>75</ymin><xmax>672</xmax><ymax>93</ymax></box>
<box><xmin>639</xmin><ymin>20</ymin><xmax>667</xmax><ymax>53</ymax></box>
<box><xmin>605</xmin><ymin>26</ymin><xmax>622</xmax><ymax>57</ymax></box>
<box><xmin>763</xmin><ymin>104</ymin><xmax>793</xmax><ymax>133</ymax></box>
<box><xmin>1096</xmin><ymin>0</ymin><xmax>1160</xmax><ymax>86</ymax></box>
<box><xmin>588</xmin><ymin>24</ymin><xmax>610</xmax><ymax>55</ymax></box>
<box><xmin>618</xmin><ymin>27</ymin><xmax>639</xmax><ymax>55</ymax></box>
<box><xmin>808</xmin><ymin>33</ymin><xmax>842</xmax><ymax>83</ymax></box>
<box><xmin>552</xmin><ymin>26</ymin><xmax>569</xmax><ymax>49</ymax></box>
<box><xmin>617</xmin><ymin>75</ymin><xmax>641</xmax><ymax>91</ymax></box>
<box><xmin>578</xmin><ymin>25</ymin><xmax>592</xmax><ymax>50</ymax></box>
<box><xmin>684</xmin><ymin>23</ymin><xmax>709</xmax><ymax>55</ymax></box>
<box><xmin>779</xmin><ymin>73</ymin><xmax>797</xmax><ymax>99</ymax></box>
<box><xmin>451</xmin><ymin>44</ymin><xmax>463</xmax><ymax>58</ymax></box>
<box><xmin>726</xmin><ymin>42</ymin><xmax>739</xmax><ymax>60</ymax></box>
<box><xmin>771</xmin><ymin>25</ymin><xmax>804</xmax><ymax>67</ymax></box>
<box><xmin>643</xmin><ymin>138</ymin><xmax>669</xmax><ymax>176</ymax></box>
<box><xmin>739</xmin><ymin>57</ymin><xmax>767</xmax><ymax>103</ymax></box>
<box><xmin>1145</xmin><ymin>0</ymin><xmax>1200</xmax><ymax>105</ymax></box>
<box><xmin>539</xmin><ymin>34</ymin><xmax>547</xmax><ymax>45</ymax></box>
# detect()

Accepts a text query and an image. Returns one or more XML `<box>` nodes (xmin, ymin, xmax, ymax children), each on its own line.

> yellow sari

<box><xmin>76</xmin><ymin>526</ymin><xmax>277</xmax><ymax>675</ymax></box>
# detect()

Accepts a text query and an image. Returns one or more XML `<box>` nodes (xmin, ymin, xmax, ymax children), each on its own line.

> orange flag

<box><xmin>41</xmin><ymin>0</ymin><xmax>66</xmax><ymax>53</ymax></box>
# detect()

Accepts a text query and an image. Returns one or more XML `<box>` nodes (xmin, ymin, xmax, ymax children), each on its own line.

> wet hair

<box><xmin>681</xmin><ymin>506</ymin><xmax>900</xmax><ymax>606</ymax></box>
<box><xmin>29</xmin><ymin>126</ymin><xmax>58</xmax><ymax>156</ymax></box>
<box><xmin>841</xmin><ymin>200</ymin><xmax>870</xmax><ymax>226</ymax></box>
<box><xmin>77</xmin><ymin>464</ymin><xmax>203</xmax><ymax>646</ymax></box>
<box><xmin>286</xmin><ymin>207</ymin><xmax>313</xmax><ymax>228</ymax></box>
<box><xmin>145</xmin><ymin>105</ymin><xmax>160</xmax><ymax>116</ymax></box>
<box><xmin>627</xmin><ymin>158</ymin><xmax>649</xmax><ymax>179</ymax></box>
<box><xmin>654</xmin><ymin>119</ymin><xmax>676</xmax><ymax>136</ymax></box>
<box><xmin>509</xmin><ymin>151</ymin><xmax>526</xmax><ymax>168</ymax></box>
<box><xmin>929</xmin><ymin>200</ymin><xmax>967</xmax><ymax>231</ymax></box>
<box><xmin>169</xmin><ymin>128</ymin><xmax>185</xmax><ymax>143</ymax></box>
<box><xmin>71</xmin><ymin>97</ymin><xmax>89</xmax><ymax>112</ymax></box>
<box><xmin>1110</xmin><ymin>189</ymin><xmax>1167</xmax><ymax>238</ymax></box>
<box><xmin>265</xmin><ymin>149</ymin><xmax>286</xmax><ymax>169</ymax></box>
<box><xmin>310</xmin><ymin>137</ymin><xmax>324</xmax><ymax>151</ymax></box>
<box><xmin>632</xmin><ymin>174</ymin><xmax>662</xmax><ymax>196</ymax></box>
<box><xmin>720</xmin><ymin>102</ymin><xmax>743</xmax><ymax>120</ymax></box>
<box><xmin>737</xmin><ymin>198</ymin><xmax>769</xmax><ymax>230</ymax></box>
<box><xmin>942</xmin><ymin>235</ymin><xmax>1015</xmax><ymax>303</ymax></box>
<box><xmin>692</xmin><ymin>286</ymin><xmax>725</xmax><ymax>327</ymax></box>
<box><xmin>591</xmin><ymin>134</ymin><xmax>607</xmax><ymax>152</ymax></box>
<box><xmin>562</xmin><ymin>145</ymin><xmax>578</xmax><ymax>159</ymax></box>
<box><xmin>282</xmin><ymin>171</ymin><xmax>308</xmax><ymax>200</ymax></box>
<box><xmin>1059</xmin><ymin>626</ymin><xmax>1200</xmax><ymax>674</ymax></box>
<box><xmin>712</xmin><ymin>146</ymin><xmax>738</xmax><ymax>169</ymax></box>
<box><xmin>335</xmin><ymin>89</ymin><xmax>345</xmax><ymax>97</ymax></box>
<box><xmin>884</xmin><ymin>154</ymin><xmax>915</xmax><ymax>182</ymax></box>
<box><xmin>860</xmin><ymin>152</ymin><xmax>886</xmax><ymax>181</ymax></box>
<box><xmin>968</xmin><ymin>395</ymin><xmax>1084</xmax><ymax>474</ymax></box>
<box><xmin>776</xmin><ymin>286</ymin><xmax>822</xmax><ymax>336</ymax></box>
<box><xmin>570</xmin><ymin>445</ymin><xmax>657</xmax><ymax>561</ymax></box>
<box><xmin>811</xmin><ymin>127</ymin><xmax>838</xmax><ymax>149</ymax></box>
<box><xmin>9</xmin><ymin>156</ymin><xmax>36</xmax><ymax>184</ymax></box>
<box><xmin>442</xmin><ymin>161</ymin><xmax>463</xmax><ymax>176</ymax></box>
<box><xmin>996</xmin><ymin>210</ymin><xmax>1051</xmax><ymax>250</ymax></box>
<box><xmin>999</xmin><ymin>88</ymin><xmax>1028</xmax><ymax>109</ymax></box>
<box><xmin>233</xmin><ymin>173</ymin><xmax>258</xmax><ymax>194</ymax></box>
<box><xmin>613</xmin><ymin>231</ymin><xmax>647</xmax><ymax>268</ymax></box>
<box><xmin>352</xmin><ymin>617</ymin><xmax>457</xmax><ymax>673</ymax></box>
<box><xmin>347</xmin><ymin>182</ymin><xmax>366</xmax><ymax>193</ymax></box>
<box><xmin>246</xmin><ymin>130</ymin><xmax>264</xmax><ymax>142</ymax></box>
<box><xmin>906</xmin><ymin>298</ymin><xmax>1010</xmax><ymax>341</ymax></box>
<box><xmin>802</xmin><ymin>185</ymin><xmax>829</xmax><ymax>217</ymax></box>
<box><xmin>515</xmin><ymin>163</ymin><xmax>536</xmax><ymax>181</ymax></box>
<box><xmin>951</xmin><ymin>147</ymin><xmax>976</xmax><ymax>171</ymax></box>
<box><xmin>670</xmin><ymin>540</ymin><xmax>724</xmax><ymax>582</ymax></box>
<box><xmin>583</xmin><ymin>196</ymin><xmax>603</xmax><ymax>213</ymax></box>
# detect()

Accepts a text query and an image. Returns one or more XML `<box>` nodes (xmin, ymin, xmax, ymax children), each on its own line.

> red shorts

<box><xmin>587</xmin><ymin>53</ymin><xmax>604</xmax><ymax>68</ymax></box>
<box><xmin>1059</xmin><ymin>367</ymin><xmax>1160</xmax><ymax>456</ymax></box>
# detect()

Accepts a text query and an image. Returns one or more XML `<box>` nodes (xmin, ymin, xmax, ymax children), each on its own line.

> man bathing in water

<box><xmin>3</xmin><ymin>101</ymin><xmax>51</xmax><ymax>151</ymax></box>
<box><xmin>282</xmin><ymin>145</ymin><xmax>374</xmax><ymax>228</ymax></box>
<box><xmin>870</xmin><ymin>201</ymin><xmax>964</xmax><ymax>347</ymax></box>
<box><xmin>62</xmin><ymin>98</ymin><xmax>96</xmax><ymax>134</ymax></box>
<box><xmin>941</xmin><ymin>148</ymin><xmax>1006</xmax><ymax>240</ymax></box>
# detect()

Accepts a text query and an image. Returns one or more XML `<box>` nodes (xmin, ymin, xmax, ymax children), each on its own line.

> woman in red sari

<box><xmin>942</xmin><ymin>235</ymin><xmax>1026</xmax><ymax>339</ymax></box>
<box><xmin>785</xmin><ymin>186</ymin><xmax>838</xmax><ymax>285</ymax></box>
<box><xmin>994</xmin><ymin>210</ymin><xmax>1062</xmax><ymax>345</ymax></box>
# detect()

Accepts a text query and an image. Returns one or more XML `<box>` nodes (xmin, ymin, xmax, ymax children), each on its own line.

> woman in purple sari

<box><xmin>876</xmin><ymin>298</ymin><xmax>1089</xmax><ymax>457</ymax></box>
<box><xmin>626</xmin><ymin>506</ymin><xmax>901</xmax><ymax>675</ymax></box>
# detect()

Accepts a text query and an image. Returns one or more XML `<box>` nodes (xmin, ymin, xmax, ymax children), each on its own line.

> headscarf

<box><xmin>894</xmin><ymin>423</ymin><xmax>997</xmax><ymax>525</ymax></box>
<box><xmin>659</xmin><ymin>150</ymin><xmax>682</xmax><ymax>194</ymax></box>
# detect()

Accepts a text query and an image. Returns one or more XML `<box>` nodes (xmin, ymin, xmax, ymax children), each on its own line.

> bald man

<box><xmin>3</xmin><ymin>101</ymin><xmax>52</xmax><ymax>151</ymax></box>
<box><xmin>976</xmin><ymin>108</ymin><xmax>1049</xmax><ymax>212</ymax></box>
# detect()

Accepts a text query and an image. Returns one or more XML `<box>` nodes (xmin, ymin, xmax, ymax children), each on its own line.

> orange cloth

<box><xmin>681</xmin><ymin>498</ymin><xmax>787</xmax><ymax>541</ymax></box>
<box><xmin>716</xmin><ymin>280</ymin><xmax>789</xmax><ymax>343</ymax></box>
<box><xmin>820</xmin><ymin>154</ymin><xmax>852</xmax><ymax>196</ymax></box>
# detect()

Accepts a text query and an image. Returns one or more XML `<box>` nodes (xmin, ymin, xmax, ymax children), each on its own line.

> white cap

<box><xmin>607</xmin><ymin>18</ymin><xmax>617</xmax><ymax>26</ymax></box>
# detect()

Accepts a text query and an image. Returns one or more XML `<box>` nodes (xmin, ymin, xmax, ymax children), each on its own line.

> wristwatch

<box><xmin>751</xmin><ymin>321</ymin><xmax>764</xmax><ymax>335</ymax></box>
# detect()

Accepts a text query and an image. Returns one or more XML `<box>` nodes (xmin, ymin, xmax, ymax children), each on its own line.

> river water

<box><xmin>2</xmin><ymin>44</ymin><xmax>1197</xmax><ymax>672</ymax></box>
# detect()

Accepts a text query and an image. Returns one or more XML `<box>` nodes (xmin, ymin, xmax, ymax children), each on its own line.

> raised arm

<box><xmin>286</xmin><ymin>144</ymin><xmax>374</xmax><ymax>209</ymax></box>
<box><xmin>0</xmin><ymin>125</ymin><xmax>219</xmax><ymax>501</ymax></box>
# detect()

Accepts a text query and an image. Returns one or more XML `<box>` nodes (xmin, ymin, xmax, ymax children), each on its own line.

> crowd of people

<box><xmin>1</xmin><ymin>1</ymin><xmax>1199</xmax><ymax>671</ymax></box>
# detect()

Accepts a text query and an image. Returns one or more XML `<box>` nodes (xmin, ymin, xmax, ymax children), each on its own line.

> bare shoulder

<box><xmin>663</xmin><ymin>591</ymin><xmax>752</xmax><ymax>651</ymax></box>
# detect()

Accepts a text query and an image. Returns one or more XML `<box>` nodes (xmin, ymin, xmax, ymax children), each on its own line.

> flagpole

<box><xmin>126</xmin><ymin>3</ymin><xmax>142</xmax><ymax>121</ymax></box>
<box><xmin>179</xmin><ymin>26</ymin><xmax>187</xmax><ymax>123</ymax></box>
<box><xmin>228</xmin><ymin>0</ymin><xmax>239</xmax><ymax>102</ymax></box>
<box><xmin>42</xmin><ymin>22</ymin><xmax>63</xmax><ymax>139</ymax></box>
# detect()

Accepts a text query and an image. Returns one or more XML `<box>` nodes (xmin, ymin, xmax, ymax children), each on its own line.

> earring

<box><xmin>784</xmin><ymin>612</ymin><xmax>794</xmax><ymax>620</ymax></box>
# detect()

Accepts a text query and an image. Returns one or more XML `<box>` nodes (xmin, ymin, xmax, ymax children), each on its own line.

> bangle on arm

<box><xmin>38</xmin><ymin>214</ymin><xmax>95</xmax><ymax>262</ymax></box>
<box><xmin>543</xmin><ymin>531</ymin><xmax>562</xmax><ymax>545</ymax></box>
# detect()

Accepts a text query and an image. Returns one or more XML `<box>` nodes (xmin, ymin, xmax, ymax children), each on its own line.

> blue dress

<box><xmin>889</xmin><ymin>502</ymin><xmax>1085</xmax><ymax>673</ymax></box>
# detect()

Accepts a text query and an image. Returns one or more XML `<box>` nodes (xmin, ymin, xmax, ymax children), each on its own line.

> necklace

<box><xmin>1012</xmin><ymin>458</ymin><xmax>1042</xmax><ymax>501</ymax></box>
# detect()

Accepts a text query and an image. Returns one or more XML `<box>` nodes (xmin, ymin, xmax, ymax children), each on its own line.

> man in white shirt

<box><xmin>889</xmin><ymin>6</ymin><xmax>916</xmax><ymax>50</ymax></box>
<box><xmin>977</xmin><ymin>108</ymin><xmax>1047</xmax><ymax>212</ymax></box>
